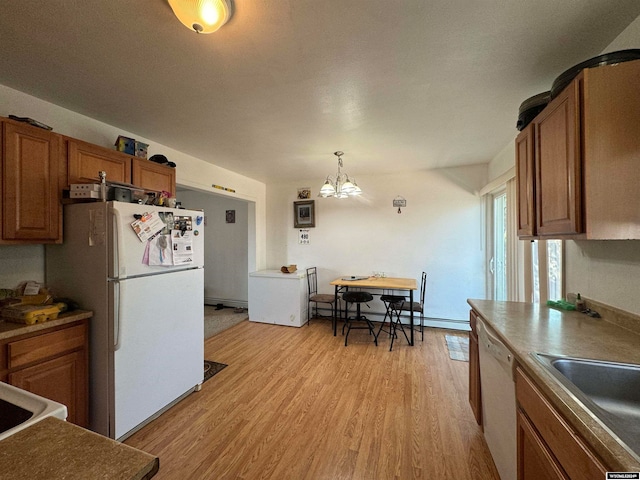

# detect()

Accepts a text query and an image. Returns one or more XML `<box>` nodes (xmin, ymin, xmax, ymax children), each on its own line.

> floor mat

<box><xmin>445</xmin><ymin>334</ymin><xmax>469</xmax><ymax>362</ymax></box>
<box><xmin>203</xmin><ymin>360</ymin><xmax>228</xmax><ymax>383</ymax></box>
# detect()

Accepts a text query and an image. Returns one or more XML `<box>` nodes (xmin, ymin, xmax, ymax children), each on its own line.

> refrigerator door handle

<box><xmin>111</xmin><ymin>205</ymin><xmax>124</xmax><ymax>279</ymax></box>
<box><xmin>114</xmin><ymin>280</ymin><xmax>122</xmax><ymax>351</ymax></box>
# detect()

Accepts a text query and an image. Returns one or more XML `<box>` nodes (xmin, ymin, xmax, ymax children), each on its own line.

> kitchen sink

<box><xmin>0</xmin><ymin>382</ymin><xmax>67</xmax><ymax>441</ymax></box>
<box><xmin>533</xmin><ymin>353</ymin><xmax>640</xmax><ymax>458</ymax></box>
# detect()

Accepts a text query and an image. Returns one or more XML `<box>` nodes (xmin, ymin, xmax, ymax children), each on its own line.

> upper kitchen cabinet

<box><xmin>1</xmin><ymin>119</ymin><xmax>63</xmax><ymax>243</ymax></box>
<box><xmin>515</xmin><ymin>123</ymin><xmax>535</xmax><ymax>238</ymax></box>
<box><xmin>131</xmin><ymin>157</ymin><xmax>176</xmax><ymax>196</ymax></box>
<box><xmin>67</xmin><ymin>139</ymin><xmax>176</xmax><ymax>196</ymax></box>
<box><xmin>582</xmin><ymin>60</ymin><xmax>640</xmax><ymax>239</ymax></box>
<box><xmin>534</xmin><ymin>79</ymin><xmax>582</xmax><ymax>237</ymax></box>
<box><xmin>517</xmin><ymin>60</ymin><xmax>640</xmax><ymax>240</ymax></box>
<box><xmin>66</xmin><ymin>138</ymin><xmax>132</xmax><ymax>185</ymax></box>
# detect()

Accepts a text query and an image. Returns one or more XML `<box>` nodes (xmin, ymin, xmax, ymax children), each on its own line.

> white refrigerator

<box><xmin>46</xmin><ymin>201</ymin><xmax>205</xmax><ymax>440</ymax></box>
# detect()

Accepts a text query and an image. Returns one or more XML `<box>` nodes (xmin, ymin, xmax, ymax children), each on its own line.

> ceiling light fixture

<box><xmin>168</xmin><ymin>0</ymin><xmax>233</xmax><ymax>34</ymax></box>
<box><xmin>319</xmin><ymin>151</ymin><xmax>363</xmax><ymax>198</ymax></box>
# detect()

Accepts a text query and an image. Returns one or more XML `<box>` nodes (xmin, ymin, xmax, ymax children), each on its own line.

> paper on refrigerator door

<box><xmin>148</xmin><ymin>234</ymin><xmax>173</xmax><ymax>266</ymax></box>
<box><xmin>130</xmin><ymin>212</ymin><xmax>164</xmax><ymax>242</ymax></box>
<box><xmin>171</xmin><ymin>230</ymin><xmax>194</xmax><ymax>265</ymax></box>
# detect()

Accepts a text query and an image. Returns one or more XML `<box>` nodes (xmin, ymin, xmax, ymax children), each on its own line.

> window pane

<box><xmin>493</xmin><ymin>193</ymin><xmax>507</xmax><ymax>300</ymax></box>
<box><xmin>547</xmin><ymin>240</ymin><xmax>563</xmax><ymax>300</ymax></box>
<box><xmin>532</xmin><ymin>240</ymin><xmax>540</xmax><ymax>303</ymax></box>
<box><xmin>530</xmin><ymin>239</ymin><xmax>563</xmax><ymax>303</ymax></box>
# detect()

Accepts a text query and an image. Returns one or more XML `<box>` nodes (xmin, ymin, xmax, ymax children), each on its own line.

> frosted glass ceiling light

<box><xmin>318</xmin><ymin>151</ymin><xmax>363</xmax><ymax>199</ymax></box>
<box><xmin>168</xmin><ymin>0</ymin><xmax>233</xmax><ymax>34</ymax></box>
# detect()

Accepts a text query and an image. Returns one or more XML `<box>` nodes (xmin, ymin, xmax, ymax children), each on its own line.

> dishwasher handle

<box><xmin>477</xmin><ymin>317</ymin><xmax>513</xmax><ymax>366</ymax></box>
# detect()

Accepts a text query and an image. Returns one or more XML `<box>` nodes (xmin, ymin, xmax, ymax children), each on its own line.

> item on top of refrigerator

<box><xmin>280</xmin><ymin>265</ymin><xmax>297</xmax><ymax>273</ymax></box>
<box><xmin>0</xmin><ymin>303</ymin><xmax>65</xmax><ymax>325</ymax></box>
<box><xmin>69</xmin><ymin>183</ymin><xmax>102</xmax><ymax>199</ymax></box>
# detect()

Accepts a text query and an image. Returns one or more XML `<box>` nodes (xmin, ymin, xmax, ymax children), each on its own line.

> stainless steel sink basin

<box><xmin>533</xmin><ymin>353</ymin><xmax>640</xmax><ymax>458</ymax></box>
<box><xmin>0</xmin><ymin>382</ymin><xmax>68</xmax><ymax>441</ymax></box>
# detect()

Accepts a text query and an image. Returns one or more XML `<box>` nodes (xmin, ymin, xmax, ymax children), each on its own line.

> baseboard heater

<box><xmin>311</xmin><ymin>306</ymin><xmax>470</xmax><ymax>331</ymax></box>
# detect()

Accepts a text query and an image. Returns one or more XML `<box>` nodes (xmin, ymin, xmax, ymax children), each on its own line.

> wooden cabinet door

<box><xmin>516</xmin><ymin>124</ymin><xmax>535</xmax><ymax>237</ymax></box>
<box><xmin>67</xmin><ymin>139</ymin><xmax>131</xmax><ymax>185</ymax></box>
<box><xmin>582</xmin><ymin>60</ymin><xmax>640</xmax><ymax>239</ymax></box>
<box><xmin>468</xmin><ymin>310</ymin><xmax>482</xmax><ymax>425</ymax></box>
<box><xmin>131</xmin><ymin>157</ymin><xmax>176</xmax><ymax>196</ymax></box>
<box><xmin>9</xmin><ymin>350</ymin><xmax>88</xmax><ymax>427</ymax></box>
<box><xmin>517</xmin><ymin>410</ymin><xmax>568</xmax><ymax>480</ymax></box>
<box><xmin>468</xmin><ymin>332</ymin><xmax>482</xmax><ymax>425</ymax></box>
<box><xmin>534</xmin><ymin>79</ymin><xmax>582</xmax><ymax>236</ymax></box>
<box><xmin>2</xmin><ymin>122</ymin><xmax>61</xmax><ymax>242</ymax></box>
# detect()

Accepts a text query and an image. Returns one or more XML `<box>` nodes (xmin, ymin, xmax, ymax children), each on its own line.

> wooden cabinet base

<box><xmin>515</xmin><ymin>367</ymin><xmax>607</xmax><ymax>479</ymax></box>
<box><xmin>2</xmin><ymin>318</ymin><xmax>90</xmax><ymax>428</ymax></box>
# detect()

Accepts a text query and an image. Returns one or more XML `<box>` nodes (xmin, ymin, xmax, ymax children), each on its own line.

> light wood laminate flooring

<box><xmin>125</xmin><ymin>319</ymin><xmax>499</xmax><ymax>479</ymax></box>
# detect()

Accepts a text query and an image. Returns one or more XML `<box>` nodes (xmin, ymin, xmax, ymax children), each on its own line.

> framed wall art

<box><xmin>297</xmin><ymin>187</ymin><xmax>311</xmax><ymax>199</ymax></box>
<box><xmin>293</xmin><ymin>200</ymin><xmax>315</xmax><ymax>228</ymax></box>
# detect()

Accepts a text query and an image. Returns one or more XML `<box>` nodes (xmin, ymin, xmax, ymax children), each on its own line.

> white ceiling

<box><xmin>1</xmin><ymin>1</ymin><xmax>639</xmax><ymax>183</ymax></box>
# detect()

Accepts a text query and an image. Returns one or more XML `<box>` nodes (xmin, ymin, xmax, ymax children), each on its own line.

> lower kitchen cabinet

<box><xmin>468</xmin><ymin>309</ymin><xmax>482</xmax><ymax>425</ymax></box>
<box><xmin>515</xmin><ymin>367</ymin><xmax>607</xmax><ymax>480</ymax></box>
<box><xmin>517</xmin><ymin>409</ymin><xmax>568</xmax><ymax>480</ymax></box>
<box><xmin>2</xmin><ymin>317</ymin><xmax>90</xmax><ymax>428</ymax></box>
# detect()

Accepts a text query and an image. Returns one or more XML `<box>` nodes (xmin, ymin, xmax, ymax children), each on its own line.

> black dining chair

<box><xmin>391</xmin><ymin>272</ymin><xmax>427</xmax><ymax>343</ymax></box>
<box><xmin>306</xmin><ymin>267</ymin><xmax>338</xmax><ymax>325</ymax></box>
<box><xmin>377</xmin><ymin>290</ymin><xmax>406</xmax><ymax>342</ymax></box>
<box><xmin>342</xmin><ymin>290</ymin><xmax>377</xmax><ymax>346</ymax></box>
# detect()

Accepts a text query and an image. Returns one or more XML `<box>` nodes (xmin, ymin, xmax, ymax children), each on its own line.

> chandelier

<box><xmin>168</xmin><ymin>0</ymin><xmax>233</xmax><ymax>34</ymax></box>
<box><xmin>318</xmin><ymin>151</ymin><xmax>363</xmax><ymax>198</ymax></box>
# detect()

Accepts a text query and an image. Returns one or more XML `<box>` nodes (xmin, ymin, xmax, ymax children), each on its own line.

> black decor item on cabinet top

<box><xmin>550</xmin><ymin>49</ymin><xmax>640</xmax><ymax>99</ymax></box>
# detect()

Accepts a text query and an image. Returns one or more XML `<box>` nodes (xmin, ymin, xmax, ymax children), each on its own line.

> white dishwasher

<box><xmin>477</xmin><ymin>317</ymin><xmax>516</xmax><ymax>480</ymax></box>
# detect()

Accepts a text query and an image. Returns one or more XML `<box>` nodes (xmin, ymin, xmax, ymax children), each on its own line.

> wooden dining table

<box><xmin>329</xmin><ymin>276</ymin><xmax>418</xmax><ymax>346</ymax></box>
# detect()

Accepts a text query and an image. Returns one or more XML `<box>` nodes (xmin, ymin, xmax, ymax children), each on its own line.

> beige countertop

<box><xmin>0</xmin><ymin>417</ymin><xmax>158</xmax><ymax>480</ymax></box>
<box><xmin>0</xmin><ymin>310</ymin><xmax>93</xmax><ymax>341</ymax></box>
<box><xmin>468</xmin><ymin>298</ymin><xmax>640</xmax><ymax>472</ymax></box>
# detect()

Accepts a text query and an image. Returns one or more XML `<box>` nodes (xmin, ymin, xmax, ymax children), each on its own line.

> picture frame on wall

<box><xmin>294</xmin><ymin>200</ymin><xmax>315</xmax><ymax>228</ymax></box>
<box><xmin>297</xmin><ymin>187</ymin><xmax>311</xmax><ymax>199</ymax></box>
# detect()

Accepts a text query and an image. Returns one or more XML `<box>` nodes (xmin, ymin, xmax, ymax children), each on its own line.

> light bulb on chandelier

<box><xmin>318</xmin><ymin>151</ymin><xmax>363</xmax><ymax>198</ymax></box>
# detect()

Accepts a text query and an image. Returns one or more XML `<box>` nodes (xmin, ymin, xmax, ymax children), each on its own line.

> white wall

<box><xmin>266</xmin><ymin>166</ymin><xmax>487</xmax><ymax>323</ymax></box>
<box><xmin>488</xmin><ymin>141</ymin><xmax>516</xmax><ymax>183</ymax></box>
<box><xmin>564</xmin><ymin>16</ymin><xmax>640</xmax><ymax>316</ymax></box>
<box><xmin>179</xmin><ymin>189</ymin><xmax>250</xmax><ymax>306</ymax></box>
<box><xmin>0</xmin><ymin>245</ymin><xmax>45</xmax><ymax>289</ymax></box>
<box><xmin>0</xmin><ymin>84</ymin><xmax>267</xmax><ymax>291</ymax></box>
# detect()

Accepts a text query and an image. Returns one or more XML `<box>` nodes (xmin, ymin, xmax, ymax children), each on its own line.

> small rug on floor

<box><xmin>203</xmin><ymin>360</ymin><xmax>228</xmax><ymax>383</ymax></box>
<box><xmin>445</xmin><ymin>334</ymin><xmax>470</xmax><ymax>362</ymax></box>
<box><xmin>204</xmin><ymin>305</ymin><xmax>249</xmax><ymax>339</ymax></box>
